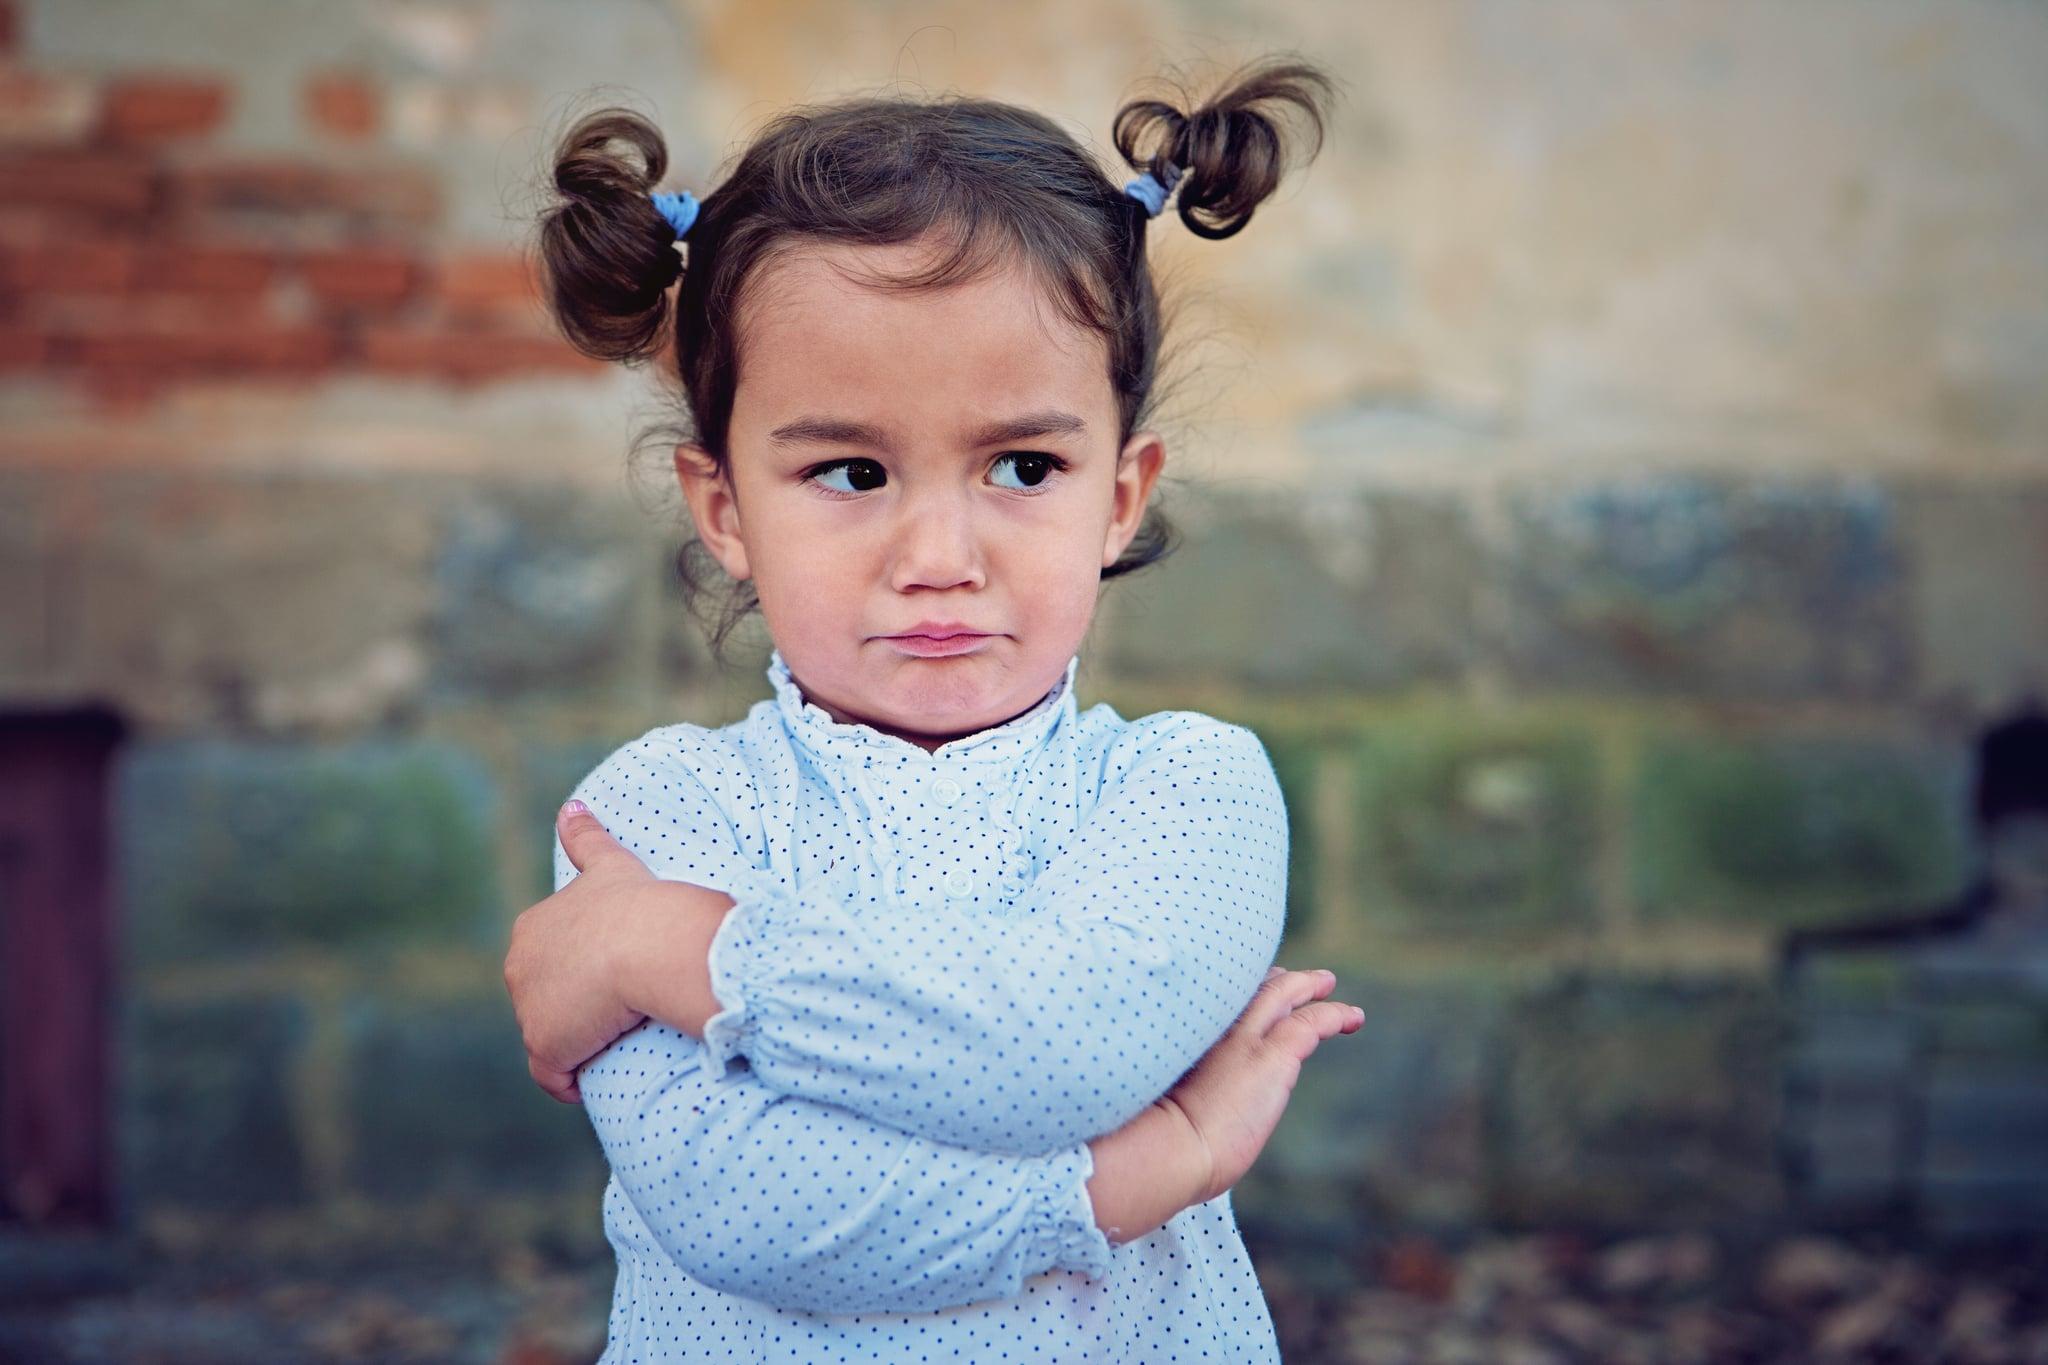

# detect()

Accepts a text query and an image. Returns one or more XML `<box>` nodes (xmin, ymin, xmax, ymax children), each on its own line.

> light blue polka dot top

<box><xmin>553</xmin><ymin>645</ymin><xmax>1291</xmax><ymax>1363</ymax></box>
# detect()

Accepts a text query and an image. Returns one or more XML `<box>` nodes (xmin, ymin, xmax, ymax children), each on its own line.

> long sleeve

<box><xmin>554</xmin><ymin>826</ymin><xmax>1115</xmax><ymax>1315</ymax></box>
<box><xmin>644</xmin><ymin>713</ymin><xmax>1290</xmax><ymax>1157</ymax></box>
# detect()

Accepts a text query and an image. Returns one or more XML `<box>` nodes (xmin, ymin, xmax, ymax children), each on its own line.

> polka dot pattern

<box><xmin>553</xmin><ymin>647</ymin><xmax>1288</xmax><ymax>1361</ymax></box>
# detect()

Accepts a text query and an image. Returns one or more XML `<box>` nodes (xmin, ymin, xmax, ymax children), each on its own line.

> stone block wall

<box><xmin>1</xmin><ymin>0</ymin><xmax>2043</xmax><ymax>1269</ymax></box>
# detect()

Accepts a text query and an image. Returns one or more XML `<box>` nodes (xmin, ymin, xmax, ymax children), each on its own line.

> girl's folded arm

<box><xmin>554</xmin><ymin>814</ymin><xmax>1210</xmax><ymax>1317</ymax></box>
<box><xmin>587</xmin><ymin>713</ymin><xmax>1288</xmax><ymax>1158</ymax></box>
<box><xmin>577</xmin><ymin>1017</ymin><xmax>1123</xmax><ymax>1315</ymax></box>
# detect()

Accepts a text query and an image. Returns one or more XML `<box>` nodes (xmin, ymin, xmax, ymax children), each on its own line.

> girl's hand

<box><xmin>1162</xmin><ymin>966</ymin><xmax>1363</xmax><ymax>1206</ymax></box>
<box><xmin>503</xmin><ymin>801</ymin><xmax>664</xmax><ymax>1105</ymax></box>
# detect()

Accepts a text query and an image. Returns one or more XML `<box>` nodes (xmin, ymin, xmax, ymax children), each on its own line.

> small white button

<box><xmin>943</xmin><ymin>867</ymin><xmax>974</xmax><ymax>897</ymax></box>
<box><xmin>930</xmin><ymin>777</ymin><xmax>963</xmax><ymax>806</ymax></box>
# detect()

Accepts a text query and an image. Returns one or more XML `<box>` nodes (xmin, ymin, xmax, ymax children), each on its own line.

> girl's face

<box><xmin>676</xmin><ymin>235</ymin><xmax>1165</xmax><ymax>753</ymax></box>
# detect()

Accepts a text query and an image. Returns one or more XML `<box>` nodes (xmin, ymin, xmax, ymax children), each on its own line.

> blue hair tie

<box><xmin>650</xmin><ymin>188</ymin><xmax>699</xmax><ymax>240</ymax></box>
<box><xmin>1122</xmin><ymin>162</ymin><xmax>1184</xmax><ymax>218</ymax></box>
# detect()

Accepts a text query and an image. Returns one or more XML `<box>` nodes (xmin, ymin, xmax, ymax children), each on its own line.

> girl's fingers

<box><xmin>1268</xmin><ymin>1000</ymin><xmax>1363</xmax><ymax>1060</ymax></box>
<box><xmin>1296</xmin><ymin>999</ymin><xmax>1364</xmax><ymax>1039</ymax></box>
<box><xmin>1246</xmin><ymin>969</ymin><xmax>1336</xmax><ymax>1035</ymax></box>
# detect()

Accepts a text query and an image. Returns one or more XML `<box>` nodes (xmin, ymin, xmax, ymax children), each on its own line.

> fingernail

<box><xmin>561</xmin><ymin>799</ymin><xmax>588</xmax><ymax>817</ymax></box>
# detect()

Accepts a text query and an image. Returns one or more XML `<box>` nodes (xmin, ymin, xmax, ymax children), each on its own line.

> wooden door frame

<box><xmin>0</xmin><ymin>706</ymin><xmax>125</xmax><ymax>1228</ymax></box>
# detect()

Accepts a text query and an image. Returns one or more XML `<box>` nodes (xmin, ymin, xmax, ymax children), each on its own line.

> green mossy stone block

<box><xmin>1794</xmin><ymin>950</ymin><xmax>1910</xmax><ymax>1003</ymax></box>
<box><xmin>1493</xmin><ymin>475</ymin><xmax>1910</xmax><ymax>701</ymax></box>
<box><xmin>1920</xmin><ymin>998</ymin><xmax>2048</xmax><ymax>1061</ymax></box>
<box><xmin>1631</xmin><ymin>734</ymin><xmax>1970</xmax><ymax>928</ymax></box>
<box><xmin>1351</xmin><ymin>719</ymin><xmax>1601</xmax><ymax>937</ymax></box>
<box><xmin>1256</xmin><ymin>726</ymin><xmax>1326</xmax><ymax>947</ymax></box>
<box><xmin>121</xmin><ymin>739</ymin><xmax>502</xmax><ymax>963</ymax></box>
<box><xmin>344</xmin><ymin>995</ymin><xmax>603</xmax><ymax>1200</ymax></box>
<box><xmin>429</xmin><ymin>487</ymin><xmax>647</xmax><ymax>702</ymax></box>
<box><xmin>1493</xmin><ymin>973</ymin><xmax>1788</xmax><ymax>1226</ymax></box>
<box><xmin>1097</xmin><ymin>488</ymin><xmax>1476</xmax><ymax>692</ymax></box>
<box><xmin>122</xmin><ymin>996</ymin><xmax>309</xmax><ymax>1210</ymax></box>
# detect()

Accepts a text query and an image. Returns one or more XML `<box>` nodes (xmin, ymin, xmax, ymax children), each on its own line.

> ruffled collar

<box><xmin>766</xmin><ymin>646</ymin><xmax>1078</xmax><ymax>767</ymax></box>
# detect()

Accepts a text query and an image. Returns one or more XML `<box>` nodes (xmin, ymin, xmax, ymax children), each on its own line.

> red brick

<box><xmin>304</xmin><ymin>72</ymin><xmax>379</xmax><ymax>140</ymax></box>
<box><xmin>297</xmin><ymin>245</ymin><xmax>415</xmax><ymax>306</ymax></box>
<box><xmin>0</xmin><ymin>69</ymin><xmax>98</xmax><ymax>145</ymax></box>
<box><xmin>0</xmin><ymin>148</ymin><xmax>157</xmax><ymax>217</ymax></box>
<box><xmin>131</xmin><ymin>244</ymin><xmax>279</xmax><ymax>298</ymax></box>
<box><xmin>59</xmin><ymin>320</ymin><xmax>334</xmax><ymax>374</ymax></box>
<box><xmin>0</xmin><ymin>1</ymin><xmax>18</xmax><ymax>59</ymax></box>
<box><xmin>0</xmin><ymin>237</ymin><xmax>138</xmax><ymax>293</ymax></box>
<box><xmin>0</xmin><ymin>327</ymin><xmax>47</xmax><ymax>368</ymax></box>
<box><xmin>357</xmin><ymin>324</ymin><xmax>605</xmax><ymax>384</ymax></box>
<box><xmin>433</xmin><ymin>250</ymin><xmax>540</xmax><ymax>318</ymax></box>
<box><xmin>28</xmin><ymin>290</ymin><xmax>272</xmax><ymax>331</ymax></box>
<box><xmin>78</xmin><ymin>368</ymin><xmax>175</xmax><ymax>412</ymax></box>
<box><xmin>98</xmin><ymin>76</ymin><xmax>229</xmax><ymax>146</ymax></box>
<box><xmin>163</xmin><ymin>157</ymin><xmax>440</xmax><ymax>233</ymax></box>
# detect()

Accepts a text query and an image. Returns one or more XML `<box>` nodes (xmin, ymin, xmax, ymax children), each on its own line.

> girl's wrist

<box><xmin>611</xmin><ymin>880</ymin><xmax>736</xmax><ymax>1035</ymax></box>
<box><xmin>1152</xmin><ymin>1095</ymin><xmax>1216</xmax><ymax>1206</ymax></box>
<box><xmin>1085</xmin><ymin>1098</ymin><xmax>1214</xmax><ymax>1245</ymax></box>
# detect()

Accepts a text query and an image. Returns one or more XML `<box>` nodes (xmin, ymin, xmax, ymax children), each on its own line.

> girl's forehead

<box><xmin>734</xmin><ymin>241</ymin><xmax>1109</xmax><ymax>402</ymax></box>
<box><xmin>742</xmin><ymin>239</ymin><xmax>1094</xmax><ymax>353</ymax></box>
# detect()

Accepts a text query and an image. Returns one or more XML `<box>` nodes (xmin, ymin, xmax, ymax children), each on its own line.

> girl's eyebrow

<box><xmin>767</xmin><ymin>409</ymin><xmax>1088</xmax><ymax>453</ymax></box>
<box><xmin>966</xmin><ymin>410</ymin><xmax>1089</xmax><ymax>447</ymax></box>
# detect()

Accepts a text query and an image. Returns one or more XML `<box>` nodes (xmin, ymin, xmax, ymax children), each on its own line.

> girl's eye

<box><xmin>989</xmin><ymin>451</ymin><xmax>1068</xmax><ymax>492</ymax></box>
<box><xmin>805</xmin><ymin>459</ymin><xmax>887</xmax><ymax>497</ymax></box>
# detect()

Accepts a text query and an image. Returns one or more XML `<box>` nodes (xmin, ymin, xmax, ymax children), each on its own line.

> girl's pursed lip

<box><xmin>882</xmin><ymin>633</ymin><xmax>995</xmax><ymax>656</ymax></box>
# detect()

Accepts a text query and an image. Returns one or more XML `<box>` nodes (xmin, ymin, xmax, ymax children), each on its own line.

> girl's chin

<box><xmin>867</xmin><ymin>676</ymin><xmax>1023</xmax><ymax>732</ymax></box>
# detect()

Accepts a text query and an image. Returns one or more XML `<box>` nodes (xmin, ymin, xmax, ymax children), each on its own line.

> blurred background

<box><xmin>3</xmin><ymin>0</ymin><xmax>2045</xmax><ymax>1361</ymax></box>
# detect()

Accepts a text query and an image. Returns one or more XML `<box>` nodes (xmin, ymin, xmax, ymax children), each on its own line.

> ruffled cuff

<box><xmin>1029</xmin><ymin>1144</ymin><xmax>1115</xmax><ymax>1281</ymax></box>
<box><xmin>696</xmin><ymin>877</ymin><xmax>786</xmax><ymax>1080</ymax></box>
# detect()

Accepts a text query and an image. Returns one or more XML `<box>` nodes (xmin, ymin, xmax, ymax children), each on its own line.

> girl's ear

<box><xmin>1104</xmin><ymin>430</ymin><xmax>1166</xmax><ymax>568</ymax></box>
<box><xmin>674</xmin><ymin>443</ymin><xmax>752</xmax><ymax>581</ymax></box>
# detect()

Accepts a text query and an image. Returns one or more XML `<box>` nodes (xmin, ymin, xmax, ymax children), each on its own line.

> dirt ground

<box><xmin>3</xmin><ymin>1225</ymin><xmax>2045</xmax><ymax>1364</ymax></box>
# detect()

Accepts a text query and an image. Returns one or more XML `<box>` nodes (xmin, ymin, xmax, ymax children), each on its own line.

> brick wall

<box><xmin>0</xmin><ymin>61</ymin><xmax>602</xmax><ymax>409</ymax></box>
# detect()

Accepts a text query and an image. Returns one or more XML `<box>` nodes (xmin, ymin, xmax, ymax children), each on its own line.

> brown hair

<box><xmin>535</xmin><ymin>55</ymin><xmax>1336</xmax><ymax>657</ymax></box>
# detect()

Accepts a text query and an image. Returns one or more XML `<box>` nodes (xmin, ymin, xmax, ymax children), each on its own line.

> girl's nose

<box><xmin>889</xmin><ymin>500</ymin><xmax>986</xmax><ymax>592</ymax></box>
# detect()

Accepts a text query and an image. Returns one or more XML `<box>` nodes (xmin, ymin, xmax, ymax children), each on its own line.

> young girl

<box><xmin>502</xmin><ymin>55</ymin><xmax>1361</xmax><ymax>1362</ymax></box>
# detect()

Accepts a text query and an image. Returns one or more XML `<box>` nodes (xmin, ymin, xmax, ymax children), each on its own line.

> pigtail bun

<box><xmin>1113</xmin><ymin>55</ymin><xmax>1336</xmax><ymax>240</ymax></box>
<box><xmin>536</xmin><ymin>108</ymin><xmax>684</xmax><ymax>363</ymax></box>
